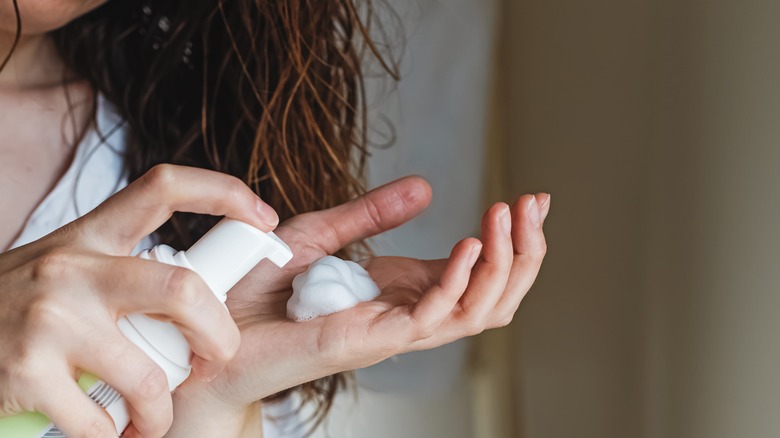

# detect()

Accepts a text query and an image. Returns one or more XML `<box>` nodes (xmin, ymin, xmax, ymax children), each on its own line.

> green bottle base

<box><xmin>0</xmin><ymin>373</ymin><xmax>101</xmax><ymax>437</ymax></box>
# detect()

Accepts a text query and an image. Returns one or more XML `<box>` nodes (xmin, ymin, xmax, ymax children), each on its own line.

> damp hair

<box><xmin>2</xmin><ymin>0</ymin><xmax>400</xmax><ymax>432</ymax></box>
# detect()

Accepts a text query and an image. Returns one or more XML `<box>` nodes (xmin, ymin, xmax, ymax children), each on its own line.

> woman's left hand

<box><xmin>153</xmin><ymin>176</ymin><xmax>549</xmax><ymax>438</ymax></box>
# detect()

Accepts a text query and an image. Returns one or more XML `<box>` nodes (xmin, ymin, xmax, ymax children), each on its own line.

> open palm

<box><xmin>191</xmin><ymin>176</ymin><xmax>549</xmax><ymax>409</ymax></box>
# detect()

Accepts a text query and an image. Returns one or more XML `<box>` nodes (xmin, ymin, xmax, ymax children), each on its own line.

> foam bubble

<box><xmin>287</xmin><ymin>255</ymin><xmax>381</xmax><ymax>321</ymax></box>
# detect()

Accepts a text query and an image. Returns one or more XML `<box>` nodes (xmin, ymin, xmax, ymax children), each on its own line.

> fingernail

<box><xmin>257</xmin><ymin>199</ymin><xmax>279</xmax><ymax>228</ymax></box>
<box><xmin>528</xmin><ymin>196</ymin><xmax>541</xmax><ymax>227</ymax></box>
<box><xmin>540</xmin><ymin>194</ymin><xmax>551</xmax><ymax>222</ymax></box>
<box><xmin>469</xmin><ymin>243</ymin><xmax>483</xmax><ymax>266</ymax></box>
<box><xmin>500</xmin><ymin>204</ymin><xmax>511</xmax><ymax>234</ymax></box>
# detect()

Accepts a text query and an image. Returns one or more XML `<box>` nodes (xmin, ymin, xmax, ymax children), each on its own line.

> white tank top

<box><xmin>7</xmin><ymin>95</ymin><xmax>300</xmax><ymax>437</ymax></box>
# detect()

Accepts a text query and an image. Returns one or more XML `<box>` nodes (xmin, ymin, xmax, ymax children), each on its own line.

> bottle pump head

<box><xmin>184</xmin><ymin>218</ymin><xmax>293</xmax><ymax>301</ymax></box>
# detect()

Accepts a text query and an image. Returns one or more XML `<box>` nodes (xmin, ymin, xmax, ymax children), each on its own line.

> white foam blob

<box><xmin>287</xmin><ymin>255</ymin><xmax>381</xmax><ymax>321</ymax></box>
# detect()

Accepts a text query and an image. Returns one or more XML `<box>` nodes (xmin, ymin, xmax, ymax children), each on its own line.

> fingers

<box><xmin>408</xmin><ymin>238</ymin><xmax>482</xmax><ymax>336</ymax></box>
<box><xmin>80</xmin><ymin>164</ymin><xmax>278</xmax><ymax>255</ymax></box>
<box><xmin>458</xmin><ymin>203</ymin><xmax>515</xmax><ymax>322</ymax></box>
<box><xmin>37</xmin><ymin>372</ymin><xmax>117</xmax><ymax>438</ymax></box>
<box><xmin>94</xmin><ymin>256</ymin><xmax>240</xmax><ymax>380</ymax></box>
<box><xmin>491</xmin><ymin>193</ymin><xmax>549</xmax><ymax>326</ymax></box>
<box><xmin>408</xmin><ymin>202</ymin><xmax>517</xmax><ymax>350</ymax></box>
<box><xmin>74</xmin><ymin>331</ymin><xmax>172</xmax><ymax>437</ymax></box>
<box><xmin>407</xmin><ymin>194</ymin><xmax>549</xmax><ymax>351</ymax></box>
<box><xmin>280</xmin><ymin>175</ymin><xmax>432</xmax><ymax>255</ymax></box>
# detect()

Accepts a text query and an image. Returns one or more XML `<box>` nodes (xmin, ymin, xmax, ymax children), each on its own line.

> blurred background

<box><xmin>297</xmin><ymin>0</ymin><xmax>780</xmax><ymax>437</ymax></box>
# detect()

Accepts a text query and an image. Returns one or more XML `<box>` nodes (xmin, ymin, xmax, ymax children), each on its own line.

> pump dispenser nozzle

<box><xmin>185</xmin><ymin>219</ymin><xmax>293</xmax><ymax>301</ymax></box>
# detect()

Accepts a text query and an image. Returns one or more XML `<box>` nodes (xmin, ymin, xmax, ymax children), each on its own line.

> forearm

<box><xmin>166</xmin><ymin>381</ymin><xmax>263</xmax><ymax>438</ymax></box>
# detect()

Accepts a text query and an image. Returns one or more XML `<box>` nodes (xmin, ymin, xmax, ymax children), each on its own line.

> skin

<box><xmin>0</xmin><ymin>2</ymin><xmax>550</xmax><ymax>437</ymax></box>
<box><xmin>156</xmin><ymin>178</ymin><xmax>549</xmax><ymax>438</ymax></box>
<box><xmin>0</xmin><ymin>1</ymin><xmax>102</xmax><ymax>251</ymax></box>
<box><xmin>0</xmin><ymin>165</ymin><xmax>279</xmax><ymax>437</ymax></box>
<box><xmin>0</xmin><ymin>78</ymin><xmax>90</xmax><ymax>251</ymax></box>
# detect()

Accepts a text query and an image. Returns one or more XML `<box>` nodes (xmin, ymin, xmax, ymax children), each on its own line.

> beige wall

<box><xmin>497</xmin><ymin>0</ymin><xmax>780</xmax><ymax>437</ymax></box>
<box><xmin>498</xmin><ymin>0</ymin><xmax>653</xmax><ymax>436</ymax></box>
<box><xmin>643</xmin><ymin>2</ymin><xmax>780</xmax><ymax>437</ymax></box>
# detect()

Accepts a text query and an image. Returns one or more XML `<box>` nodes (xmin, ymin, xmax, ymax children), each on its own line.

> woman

<box><xmin>0</xmin><ymin>0</ymin><xmax>549</xmax><ymax>436</ymax></box>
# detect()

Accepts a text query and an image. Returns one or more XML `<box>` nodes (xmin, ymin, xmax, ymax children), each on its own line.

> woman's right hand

<box><xmin>0</xmin><ymin>164</ymin><xmax>279</xmax><ymax>438</ymax></box>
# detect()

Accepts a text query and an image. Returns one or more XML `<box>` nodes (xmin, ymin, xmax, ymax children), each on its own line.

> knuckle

<box><xmin>517</xmin><ymin>252</ymin><xmax>538</xmax><ymax>267</ymax></box>
<box><xmin>135</xmin><ymin>366</ymin><xmax>168</xmax><ymax>402</ymax></box>
<box><xmin>416</xmin><ymin>328</ymin><xmax>435</xmax><ymax>341</ymax></box>
<box><xmin>141</xmin><ymin>164</ymin><xmax>178</xmax><ymax>196</ymax></box>
<box><xmin>84</xmin><ymin>418</ymin><xmax>115</xmax><ymax>438</ymax></box>
<box><xmin>224</xmin><ymin>176</ymin><xmax>250</xmax><ymax>204</ymax></box>
<box><xmin>359</xmin><ymin>197</ymin><xmax>384</xmax><ymax>233</ymax></box>
<box><xmin>14</xmin><ymin>358</ymin><xmax>37</xmax><ymax>384</ymax></box>
<box><xmin>413</xmin><ymin>322</ymin><xmax>435</xmax><ymax>340</ymax></box>
<box><xmin>29</xmin><ymin>249</ymin><xmax>75</xmax><ymax>283</ymax></box>
<box><xmin>480</xmin><ymin>262</ymin><xmax>502</xmax><ymax>278</ymax></box>
<box><xmin>94</xmin><ymin>340</ymin><xmax>130</xmax><ymax>368</ymax></box>
<box><xmin>536</xmin><ymin>241</ymin><xmax>548</xmax><ymax>259</ymax></box>
<box><xmin>464</xmin><ymin>319</ymin><xmax>486</xmax><ymax>337</ymax></box>
<box><xmin>495</xmin><ymin>314</ymin><xmax>514</xmax><ymax>328</ymax></box>
<box><xmin>516</xmin><ymin>241</ymin><xmax>547</xmax><ymax>265</ymax></box>
<box><xmin>162</xmin><ymin>267</ymin><xmax>205</xmax><ymax>309</ymax></box>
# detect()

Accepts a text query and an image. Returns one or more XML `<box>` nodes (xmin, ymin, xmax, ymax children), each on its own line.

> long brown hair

<box><xmin>43</xmin><ymin>0</ymin><xmax>398</xmax><ymax>430</ymax></box>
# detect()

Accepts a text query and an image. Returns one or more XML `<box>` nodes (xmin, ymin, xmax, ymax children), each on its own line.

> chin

<box><xmin>0</xmin><ymin>0</ymin><xmax>108</xmax><ymax>35</ymax></box>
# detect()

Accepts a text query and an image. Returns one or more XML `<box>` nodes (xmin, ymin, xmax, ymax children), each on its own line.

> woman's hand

<box><xmin>164</xmin><ymin>176</ymin><xmax>549</xmax><ymax>438</ymax></box>
<box><xmin>0</xmin><ymin>165</ymin><xmax>278</xmax><ymax>438</ymax></box>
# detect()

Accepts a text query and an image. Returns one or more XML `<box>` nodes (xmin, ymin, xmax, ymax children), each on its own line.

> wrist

<box><xmin>166</xmin><ymin>380</ymin><xmax>262</xmax><ymax>438</ymax></box>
